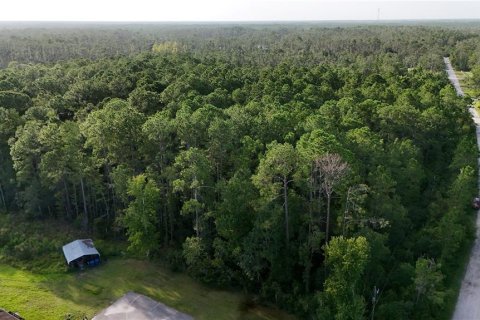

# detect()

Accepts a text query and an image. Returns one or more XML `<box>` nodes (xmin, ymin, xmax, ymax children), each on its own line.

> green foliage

<box><xmin>413</xmin><ymin>258</ymin><xmax>446</xmax><ymax>317</ymax></box>
<box><xmin>0</xmin><ymin>215</ymin><xmax>77</xmax><ymax>273</ymax></box>
<box><xmin>318</xmin><ymin>236</ymin><xmax>369</xmax><ymax>320</ymax></box>
<box><xmin>82</xmin><ymin>98</ymin><xmax>145</xmax><ymax>170</ymax></box>
<box><xmin>120</xmin><ymin>174</ymin><xmax>161</xmax><ymax>257</ymax></box>
<box><xmin>0</xmin><ymin>25</ymin><xmax>476</xmax><ymax>319</ymax></box>
<box><xmin>253</xmin><ymin>142</ymin><xmax>297</xmax><ymax>199</ymax></box>
<box><xmin>0</xmin><ymin>90</ymin><xmax>32</xmax><ymax>113</ymax></box>
<box><xmin>472</xmin><ymin>65</ymin><xmax>480</xmax><ymax>88</ymax></box>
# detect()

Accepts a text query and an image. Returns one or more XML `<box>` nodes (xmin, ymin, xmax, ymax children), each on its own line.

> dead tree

<box><xmin>316</xmin><ymin>153</ymin><xmax>349</xmax><ymax>243</ymax></box>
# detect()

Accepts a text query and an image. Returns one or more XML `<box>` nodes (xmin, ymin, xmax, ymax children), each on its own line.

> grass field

<box><xmin>0</xmin><ymin>259</ymin><xmax>295</xmax><ymax>320</ymax></box>
<box><xmin>0</xmin><ymin>214</ymin><xmax>294</xmax><ymax>319</ymax></box>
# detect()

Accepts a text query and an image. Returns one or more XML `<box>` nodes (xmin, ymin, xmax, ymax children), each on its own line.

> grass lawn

<box><xmin>0</xmin><ymin>259</ymin><xmax>295</xmax><ymax>320</ymax></box>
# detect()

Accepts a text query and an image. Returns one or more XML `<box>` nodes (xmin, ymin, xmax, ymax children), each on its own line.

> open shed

<box><xmin>92</xmin><ymin>292</ymin><xmax>193</xmax><ymax>320</ymax></box>
<box><xmin>62</xmin><ymin>239</ymin><xmax>100</xmax><ymax>268</ymax></box>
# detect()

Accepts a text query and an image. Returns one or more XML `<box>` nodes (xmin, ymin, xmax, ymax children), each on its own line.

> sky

<box><xmin>0</xmin><ymin>0</ymin><xmax>480</xmax><ymax>21</ymax></box>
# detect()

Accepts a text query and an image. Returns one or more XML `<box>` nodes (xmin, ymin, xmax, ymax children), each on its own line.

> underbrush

<box><xmin>0</xmin><ymin>214</ymin><xmax>126</xmax><ymax>273</ymax></box>
<box><xmin>456</xmin><ymin>70</ymin><xmax>480</xmax><ymax>98</ymax></box>
<box><xmin>442</xmin><ymin>219</ymin><xmax>476</xmax><ymax>320</ymax></box>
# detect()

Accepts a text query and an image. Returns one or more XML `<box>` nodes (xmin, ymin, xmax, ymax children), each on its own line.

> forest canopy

<box><xmin>0</xmin><ymin>23</ymin><xmax>478</xmax><ymax>319</ymax></box>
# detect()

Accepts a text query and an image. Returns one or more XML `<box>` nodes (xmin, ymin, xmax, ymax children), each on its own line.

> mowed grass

<box><xmin>0</xmin><ymin>259</ymin><xmax>295</xmax><ymax>320</ymax></box>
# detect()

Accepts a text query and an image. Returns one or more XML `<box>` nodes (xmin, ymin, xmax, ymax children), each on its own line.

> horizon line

<box><xmin>1</xmin><ymin>18</ymin><xmax>480</xmax><ymax>23</ymax></box>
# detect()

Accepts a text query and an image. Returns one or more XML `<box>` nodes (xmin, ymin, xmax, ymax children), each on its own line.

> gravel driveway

<box><xmin>446</xmin><ymin>57</ymin><xmax>480</xmax><ymax>320</ymax></box>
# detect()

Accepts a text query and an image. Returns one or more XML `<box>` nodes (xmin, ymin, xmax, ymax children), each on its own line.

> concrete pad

<box><xmin>92</xmin><ymin>292</ymin><xmax>194</xmax><ymax>320</ymax></box>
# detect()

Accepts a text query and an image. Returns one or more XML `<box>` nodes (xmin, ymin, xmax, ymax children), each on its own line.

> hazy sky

<box><xmin>1</xmin><ymin>0</ymin><xmax>480</xmax><ymax>21</ymax></box>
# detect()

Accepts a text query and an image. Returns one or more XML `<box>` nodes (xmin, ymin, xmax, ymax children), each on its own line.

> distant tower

<box><xmin>377</xmin><ymin>8</ymin><xmax>381</xmax><ymax>20</ymax></box>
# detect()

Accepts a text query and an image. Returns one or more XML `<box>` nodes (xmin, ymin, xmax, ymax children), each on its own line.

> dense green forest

<box><xmin>1</xmin><ymin>22</ymin><xmax>480</xmax><ymax>69</ymax></box>
<box><xmin>0</xmin><ymin>23</ymin><xmax>479</xmax><ymax>319</ymax></box>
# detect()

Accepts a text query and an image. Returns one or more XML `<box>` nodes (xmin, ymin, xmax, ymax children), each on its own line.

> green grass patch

<box><xmin>473</xmin><ymin>99</ymin><xmax>480</xmax><ymax>113</ymax></box>
<box><xmin>0</xmin><ymin>259</ymin><xmax>295</xmax><ymax>320</ymax></box>
<box><xmin>0</xmin><ymin>214</ymin><xmax>294</xmax><ymax>320</ymax></box>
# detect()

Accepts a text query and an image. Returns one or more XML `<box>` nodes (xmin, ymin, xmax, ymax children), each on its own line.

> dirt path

<box><xmin>444</xmin><ymin>57</ymin><xmax>465</xmax><ymax>97</ymax></box>
<box><xmin>446</xmin><ymin>57</ymin><xmax>480</xmax><ymax>320</ymax></box>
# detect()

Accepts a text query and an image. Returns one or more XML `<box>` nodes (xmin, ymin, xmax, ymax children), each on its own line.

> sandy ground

<box><xmin>447</xmin><ymin>57</ymin><xmax>480</xmax><ymax>320</ymax></box>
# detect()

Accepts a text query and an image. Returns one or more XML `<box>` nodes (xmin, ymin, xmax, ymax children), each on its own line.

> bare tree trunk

<box><xmin>308</xmin><ymin>188</ymin><xmax>313</xmax><ymax>241</ymax></box>
<box><xmin>194</xmin><ymin>188</ymin><xmax>199</xmax><ymax>237</ymax></box>
<box><xmin>0</xmin><ymin>181</ymin><xmax>7</xmax><ymax>212</ymax></box>
<box><xmin>98</xmin><ymin>190</ymin><xmax>110</xmax><ymax>236</ymax></box>
<box><xmin>326</xmin><ymin>193</ymin><xmax>331</xmax><ymax>243</ymax></box>
<box><xmin>305</xmin><ymin>184</ymin><xmax>314</xmax><ymax>293</ymax></box>
<box><xmin>169</xmin><ymin>188</ymin><xmax>174</xmax><ymax>243</ymax></box>
<box><xmin>63</xmin><ymin>178</ymin><xmax>72</xmax><ymax>220</ymax></box>
<box><xmin>283</xmin><ymin>176</ymin><xmax>289</xmax><ymax>244</ymax></box>
<box><xmin>371</xmin><ymin>286</ymin><xmax>379</xmax><ymax>320</ymax></box>
<box><xmin>342</xmin><ymin>187</ymin><xmax>352</xmax><ymax>236</ymax></box>
<box><xmin>93</xmin><ymin>189</ymin><xmax>98</xmax><ymax>222</ymax></box>
<box><xmin>316</xmin><ymin>153</ymin><xmax>349</xmax><ymax>244</ymax></box>
<box><xmin>170</xmin><ymin>207</ymin><xmax>174</xmax><ymax>242</ymax></box>
<box><xmin>164</xmin><ymin>192</ymin><xmax>168</xmax><ymax>246</ymax></box>
<box><xmin>73</xmin><ymin>183</ymin><xmax>79</xmax><ymax>217</ymax></box>
<box><xmin>104</xmin><ymin>162</ymin><xmax>116</xmax><ymax>219</ymax></box>
<box><xmin>80</xmin><ymin>177</ymin><xmax>88</xmax><ymax>231</ymax></box>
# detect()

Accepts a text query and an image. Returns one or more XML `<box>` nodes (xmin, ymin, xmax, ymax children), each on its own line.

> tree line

<box><xmin>0</xmin><ymin>22</ymin><xmax>478</xmax><ymax>70</ymax></box>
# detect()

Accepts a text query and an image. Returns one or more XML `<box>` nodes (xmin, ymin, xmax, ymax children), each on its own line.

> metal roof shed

<box><xmin>62</xmin><ymin>239</ymin><xmax>100</xmax><ymax>267</ymax></box>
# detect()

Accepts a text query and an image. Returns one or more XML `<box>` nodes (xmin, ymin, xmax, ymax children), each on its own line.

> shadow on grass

<box><xmin>42</xmin><ymin>258</ymin><xmax>295</xmax><ymax>320</ymax></box>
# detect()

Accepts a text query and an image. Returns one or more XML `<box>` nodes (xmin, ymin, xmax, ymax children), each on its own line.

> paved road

<box><xmin>447</xmin><ymin>57</ymin><xmax>480</xmax><ymax>320</ymax></box>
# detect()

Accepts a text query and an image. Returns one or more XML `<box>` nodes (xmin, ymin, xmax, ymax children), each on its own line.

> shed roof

<box><xmin>0</xmin><ymin>310</ymin><xmax>24</xmax><ymax>320</ymax></box>
<box><xmin>92</xmin><ymin>292</ymin><xmax>193</xmax><ymax>320</ymax></box>
<box><xmin>62</xmin><ymin>239</ymin><xmax>100</xmax><ymax>264</ymax></box>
